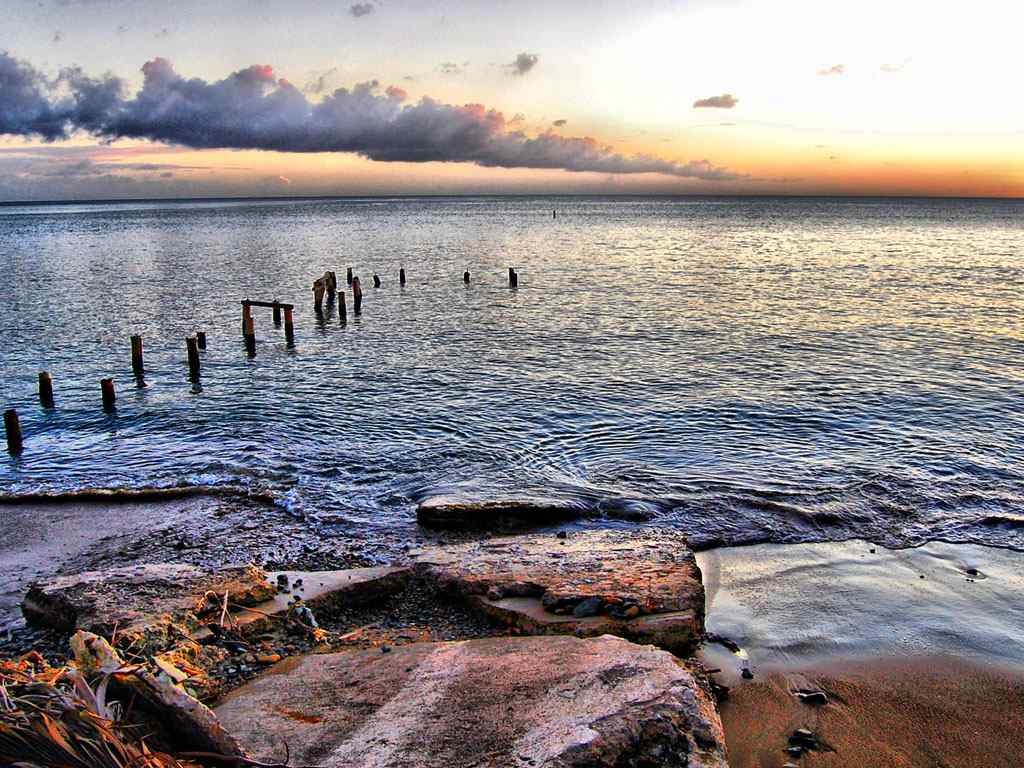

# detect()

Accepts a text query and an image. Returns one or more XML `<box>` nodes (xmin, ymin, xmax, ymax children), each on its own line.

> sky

<box><xmin>1</xmin><ymin>0</ymin><xmax>1022</xmax><ymax>200</ymax></box>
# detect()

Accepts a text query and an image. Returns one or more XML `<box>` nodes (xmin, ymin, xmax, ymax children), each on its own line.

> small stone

<box><xmin>572</xmin><ymin>597</ymin><xmax>603</xmax><ymax>618</ymax></box>
<box><xmin>741</xmin><ymin>668</ymin><xmax>753</xmax><ymax>680</ymax></box>
<box><xmin>624</xmin><ymin>605</ymin><xmax>640</xmax><ymax>619</ymax></box>
<box><xmin>966</xmin><ymin>567</ymin><xmax>979</xmax><ymax>576</ymax></box>
<box><xmin>556</xmin><ymin>531</ymin><xmax>567</xmax><ymax>539</ymax></box>
<box><xmin>381</xmin><ymin>645</ymin><xmax>391</xmax><ymax>654</ymax></box>
<box><xmin>487</xmin><ymin>585</ymin><xmax>504</xmax><ymax>601</ymax></box>
<box><xmin>796</xmin><ymin>690</ymin><xmax>828</xmax><ymax>705</ymax></box>
<box><xmin>257</xmin><ymin>654</ymin><xmax>282</xmax><ymax>665</ymax></box>
<box><xmin>869</xmin><ymin>548</ymin><xmax>876</xmax><ymax>553</ymax></box>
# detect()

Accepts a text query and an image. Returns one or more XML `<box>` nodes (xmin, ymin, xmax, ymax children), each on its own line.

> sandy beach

<box><xmin>698</xmin><ymin>540</ymin><xmax>1024</xmax><ymax>766</ymax></box>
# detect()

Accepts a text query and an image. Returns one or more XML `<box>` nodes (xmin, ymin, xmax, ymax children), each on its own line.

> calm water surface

<box><xmin>1</xmin><ymin>196</ymin><xmax>1022</xmax><ymax>551</ymax></box>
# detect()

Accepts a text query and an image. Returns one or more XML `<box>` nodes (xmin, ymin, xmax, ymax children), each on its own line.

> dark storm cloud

<box><xmin>350</xmin><ymin>3</ymin><xmax>374</xmax><ymax>18</ymax></box>
<box><xmin>0</xmin><ymin>52</ymin><xmax>745</xmax><ymax>181</ymax></box>
<box><xmin>509</xmin><ymin>52</ymin><xmax>539</xmax><ymax>76</ymax></box>
<box><xmin>692</xmin><ymin>93</ymin><xmax>737</xmax><ymax>109</ymax></box>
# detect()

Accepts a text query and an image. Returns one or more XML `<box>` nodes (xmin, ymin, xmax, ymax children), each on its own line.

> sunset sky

<box><xmin>1</xmin><ymin>0</ymin><xmax>1022</xmax><ymax>200</ymax></box>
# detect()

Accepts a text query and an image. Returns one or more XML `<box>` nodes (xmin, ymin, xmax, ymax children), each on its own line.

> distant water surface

<box><xmin>1</xmin><ymin>196</ymin><xmax>1023</xmax><ymax>551</ymax></box>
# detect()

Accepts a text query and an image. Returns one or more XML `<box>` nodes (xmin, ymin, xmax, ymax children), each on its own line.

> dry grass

<box><xmin>0</xmin><ymin>653</ymin><xmax>198</xmax><ymax>768</ymax></box>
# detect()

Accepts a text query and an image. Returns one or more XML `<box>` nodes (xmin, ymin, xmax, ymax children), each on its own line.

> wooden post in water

<box><xmin>346</xmin><ymin>267</ymin><xmax>353</xmax><ymax>286</ymax></box>
<box><xmin>508</xmin><ymin>268</ymin><xmax>518</xmax><ymax>288</ymax></box>
<box><xmin>339</xmin><ymin>290</ymin><xmax>347</xmax><ymax>323</ymax></box>
<box><xmin>327</xmin><ymin>271</ymin><xmax>338</xmax><ymax>299</ymax></box>
<box><xmin>241</xmin><ymin>304</ymin><xmax>253</xmax><ymax>336</ymax></box>
<box><xmin>243</xmin><ymin>314</ymin><xmax>256</xmax><ymax>356</ymax></box>
<box><xmin>312</xmin><ymin>278</ymin><xmax>325</xmax><ymax>312</ymax></box>
<box><xmin>196</xmin><ymin>331</ymin><xmax>207</xmax><ymax>350</ymax></box>
<box><xmin>273</xmin><ymin>303</ymin><xmax>282</xmax><ymax>325</ymax></box>
<box><xmin>400</xmin><ymin>267</ymin><xmax>406</xmax><ymax>286</ymax></box>
<box><xmin>283</xmin><ymin>306</ymin><xmax>295</xmax><ymax>345</ymax></box>
<box><xmin>352</xmin><ymin>277</ymin><xmax>363</xmax><ymax>314</ymax></box>
<box><xmin>131</xmin><ymin>335</ymin><xmax>144</xmax><ymax>375</ymax></box>
<box><xmin>38</xmin><ymin>372</ymin><xmax>54</xmax><ymax>408</ymax></box>
<box><xmin>4</xmin><ymin>409</ymin><xmax>23</xmax><ymax>454</ymax></box>
<box><xmin>373</xmin><ymin>274</ymin><xmax>381</xmax><ymax>288</ymax></box>
<box><xmin>100</xmin><ymin>378</ymin><xmax>116</xmax><ymax>410</ymax></box>
<box><xmin>186</xmin><ymin>336</ymin><xmax>200</xmax><ymax>378</ymax></box>
<box><xmin>463</xmin><ymin>270</ymin><xmax>470</xmax><ymax>284</ymax></box>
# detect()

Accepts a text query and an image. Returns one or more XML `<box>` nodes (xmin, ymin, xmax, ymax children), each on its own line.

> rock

<box><xmin>795</xmin><ymin>689</ymin><xmax>828</xmax><ymax>705</ymax></box>
<box><xmin>22</xmin><ymin>564</ymin><xmax>276</xmax><ymax>636</ymax></box>
<box><xmin>416</xmin><ymin>496</ymin><xmax>589</xmax><ymax>529</ymax></box>
<box><xmin>414</xmin><ymin>529</ymin><xmax>705</xmax><ymax>654</ymax></box>
<box><xmin>215</xmin><ymin>635</ymin><xmax>728</xmax><ymax>768</ymax></box>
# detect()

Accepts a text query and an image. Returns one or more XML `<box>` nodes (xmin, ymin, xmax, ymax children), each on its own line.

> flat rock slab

<box><xmin>416</xmin><ymin>496</ymin><xmax>592</xmax><ymax>528</ymax></box>
<box><xmin>414</xmin><ymin>529</ymin><xmax>705</xmax><ymax>653</ymax></box>
<box><xmin>22</xmin><ymin>563</ymin><xmax>275</xmax><ymax>634</ymax></box>
<box><xmin>198</xmin><ymin>566</ymin><xmax>410</xmax><ymax>638</ymax></box>
<box><xmin>215</xmin><ymin>635</ymin><xmax>727</xmax><ymax>768</ymax></box>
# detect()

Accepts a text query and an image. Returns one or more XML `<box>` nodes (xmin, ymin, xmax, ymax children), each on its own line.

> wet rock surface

<box><xmin>414</xmin><ymin>528</ymin><xmax>705</xmax><ymax>652</ymax></box>
<box><xmin>416</xmin><ymin>496</ymin><xmax>593</xmax><ymax>528</ymax></box>
<box><xmin>215</xmin><ymin>634</ymin><xmax>728</xmax><ymax>768</ymax></box>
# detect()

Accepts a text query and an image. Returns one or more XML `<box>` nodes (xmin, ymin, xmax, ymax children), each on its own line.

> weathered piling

<box><xmin>313</xmin><ymin>278</ymin><xmax>326</xmax><ymax>312</ymax></box>
<box><xmin>327</xmin><ymin>271</ymin><xmax>338</xmax><ymax>298</ymax></box>
<box><xmin>100</xmin><ymin>378</ymin><xmax>116</xmax><ymax>410</ymax></box>
<box><xmin>243</xmin><ymin>315</ymin><xmax>256</xmax><ymax>356</ymax></box>
<box><xmin>186</xmin><ymin>336</ymin><xmax>201</xmax><ymax>378</ymax></box>
<box><xmin>241</xmin><ymin>304</ymin><xmax>253</xmax><ymax>336</ymax></box>
<box><xmin>197</xmin><ymin>331</ymin><xmax>207</xmax><ymax>350</ymax></box>
<box><xmin>346</xmin><ymin>267</ymin><xmax>353</xmax><ymax>286</ymax></box>
<box><xmin>4</xmin><ymin>409</ymin><xmax>23</xmax><ymax>454</ymax></box>
<box><xmin>38</xmin><ymin>372</ymin><xmax>54</xmax><ymax>408</ymax></box>
<box><xmin>352</xmin><ymin>277</ymin><xmax>363</xmax><ymax>314</ymax></box>
<box><xmin>464</xmin><ymin>270</ymin><xmax>471</xmax><ymax>284</ymax></box>
<box><xmin>400</xmin><ymin>267</ymin><xmax>406</xmax><ymax>286</ymax></box>
<box><xmin>373</xmin><ymin>274</ymin><xmax>381</xmax><ymax>288</ymax></box>
<box><xmin>508</xmin><ymin>268</ymin><xmax>518</xmax><ymax>288</ymax></box>
<box><xmin>284</xmin><ymin>306</ymin><xmax>295</xmax><ymax>345</ymax></box>
<box><xmin>131</xmin><ymin>335</ymin><xmax>144</xmax><ymax>375</ymax></box>
<box><xmin>273</xmin><ymin>303</ymin><xmax>282</xmax><ymax>325</ymax></box>
<box><xmin>339</xmin><ymin>290</ymin><xmax>347</xmax><ymax>323</ymax></box>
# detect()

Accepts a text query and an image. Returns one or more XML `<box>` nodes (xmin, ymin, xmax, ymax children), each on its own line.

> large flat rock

<box><xmin>215</xmin><ymin>635</ymin><xmax>728</xmax><ymax>768</ymax></box>
<box><xmin>21</xmin><ymin>563</ymin><xmax>276</xmax><ymax>635</ymax></box>
<box><xmin>414</xmin><ymin>528</ymin><xmax>705</xmax><ymax>653</ymax></box>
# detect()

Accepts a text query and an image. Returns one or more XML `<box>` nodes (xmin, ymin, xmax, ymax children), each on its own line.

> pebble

<box><xmin>572</xmin><ymin>597</ymin><xmax>603</xmax><ymax>618</ymax></box>
<box><xmin>741</xmin><ymin>668</ymin><xmax>753</xmax><ymax>680</ymax></box>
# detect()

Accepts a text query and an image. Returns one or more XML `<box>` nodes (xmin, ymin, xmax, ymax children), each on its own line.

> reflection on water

<box><xmin>1</xmin><ymin>196</ymin><xmax>1023</xmax><ymax>550</ymax></box>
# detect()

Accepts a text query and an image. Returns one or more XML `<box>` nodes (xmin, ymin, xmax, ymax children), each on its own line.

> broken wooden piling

<box><xmin>312</xmin><ymin>278</ymin><xmax>326</xmax><ymax>312</ymax></box>
<box><xmin>243</xmin><ymin>315</ymin><xmax>256</xmax><ymax>356</ymax></box>
<box><xmin>352</xmin><ymin>277</ymin><xmax>363</xmax><ymax>314</ymax></box>
<box><xmin>38</xmin><ymin>372</ymin><xmax>54</xmax><ymax>408</ymax></box>
<box><xmin>273</xmin><ymin>303</ymin><xmax>282</xmax><ymax>325</ymax></box>
<box><xmin>100</xmin><ymin>378</ymin><xmax>116</xmax><ymax>410</ymax></box>
<box><xmin>197</xmin><ymin>331</ymin><xmax>207</xmax><ymax>350</ymax></box>
<box><xmin>328</xmin><ymin>271</ymin><xmax>338</xmax><ymax>298</ymax></box>
<box><xmin>186</xmin><ymin>336</ymin><xmax>200</xmax><ymax>378</ymax></box>
<box><xmin>131</xmin><ymin>335</ymin><xmax>144</xmax><ymax>375</ymax></box>
<box><xmin>400</xmin><ymin>267</ymin><xmax>406</xmax><ymax>286</ymax></box>
<box><xmin>339</xmin><ymin>290</ymin><xmax>347</xmax><ymax>323</ymax></box>
<box><xmin>4</xmin><ymin>409</ymin><xmax>23</xmax><ymax>454</ymax></box>
<box><xmin>346</xmin><ymin>267</ymin><xmax>353</xmax><ymax>286</ymax></box>
<box><xmin>508</xmin><ymin>268</ymin><xmax>518</xmax><ymax>288</ymax></box>
<box><xmin>464</xmin><ymin>270</ymin><xmax>470</xmax><ymax>284</ymax></box>
<box><xmin>373</xmin><ymin>274</ymin><xmax>381</xmax><ymax>288</ymax></box>
<box><xmin>284</xmin><ymin>306</ymin><xmax>295</xmax><ymax>345</ymax></box>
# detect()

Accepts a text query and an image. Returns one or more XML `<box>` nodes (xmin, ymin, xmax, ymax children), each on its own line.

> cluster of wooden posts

<box><xmin>3</xmin><ymin>265</ymin><xmax>520</xmax><ymax>455</ymax></box>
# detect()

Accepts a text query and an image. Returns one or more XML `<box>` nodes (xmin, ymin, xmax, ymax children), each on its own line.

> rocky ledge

<box><xmin>215</xmin><ymin>634</ymin><xmax>728</xmax><ymax>768</ymax></box>
<box><xmin>414</xmin><ymin>528</ymin><xmax>705</xmax><ymax>653</ymax></box>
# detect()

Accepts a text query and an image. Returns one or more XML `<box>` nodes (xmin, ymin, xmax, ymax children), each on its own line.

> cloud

<box><xmin>552</xmin><ymin>119</ymin><xmax>567</xmax><ymax>127</ymax></box>
<box><xmin>816</xmin><ymin>64</ymin><xmax>845</xmax><ymax>76</ymax></box>
<box><xmin>438</xmin><ymin>61</ymin><xmax>464</xmax><ymax>75</ymax></box>
<box><xmin>881</xmin><ymin>59</ymin><xmax>910</xmax><ymax>73</ymax></box>
<box><xmin>692</xmin><ymin>93</ymin><xmax>737</xmax><ymax>109</ymax></box>
<box><xmin>0</xmin><ymin>52</ymin><xmax>745</xmax><ymax>182</ymax></box>
<box><xmin>303</xmin><ymin>67</ymin><xmax>339</xmax><ymax>95</ymax></box>
<box><xmin>509</xmin><ymin>53</ymin><xmax>539</xmax><ymax>77</ymax></box>
<box><xmin>350</xmin><ymin>3</ymin><xmax>374</xmax><ymax>18</ymax></box>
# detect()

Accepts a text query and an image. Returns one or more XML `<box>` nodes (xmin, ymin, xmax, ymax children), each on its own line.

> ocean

<box><xmin>1</xmin><ymin>195</ymin><xmax>1023</xmax><ymax>552</ymax></box>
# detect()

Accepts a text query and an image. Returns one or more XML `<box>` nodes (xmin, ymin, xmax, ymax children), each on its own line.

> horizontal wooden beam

<box><xmin>241</xmin><ymin>300</ymin><xmax>294</xmax><ymax>310</ymax></box>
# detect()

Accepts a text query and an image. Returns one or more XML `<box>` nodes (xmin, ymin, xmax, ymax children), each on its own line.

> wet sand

<box><xmin>697</xmin><ymin>540</ymin><xmax>1024</xmax><ymax>767</ymax></box>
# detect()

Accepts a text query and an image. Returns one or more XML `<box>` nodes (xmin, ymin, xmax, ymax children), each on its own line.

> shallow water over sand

<box><xmin>1</xmin><ymin>196</ymin><xmax>1023</xmax><ymax>550</ymax></box>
